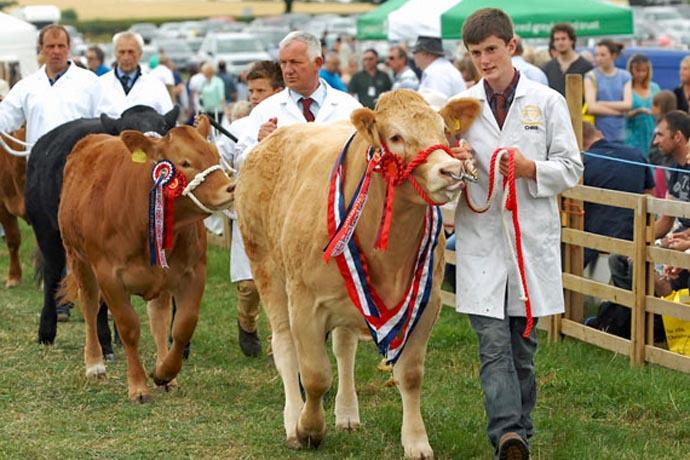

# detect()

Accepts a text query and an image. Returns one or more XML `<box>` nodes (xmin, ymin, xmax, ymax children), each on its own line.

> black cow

<box><xmin>26</xmin><ymin>105</ymin><xmax>179</xmax><ymax>351</ymax></box>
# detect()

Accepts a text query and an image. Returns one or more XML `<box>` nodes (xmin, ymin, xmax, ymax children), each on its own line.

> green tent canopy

<box><xmin>356</xmin><ymin>0</ymin><xmax>633</xmax><ymax>41</ymax></box>
<box><xmin>356</xmin><ymin>0</ymin><xmax>408</xmax><ymax>40</ymax></box>
<box><xmin>441</xmin><ymin>0</ymin><xmax>634</xmax><ymax>39</ymax></box>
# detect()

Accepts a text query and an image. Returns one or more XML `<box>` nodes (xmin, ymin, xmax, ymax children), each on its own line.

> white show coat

<box><xmin>0</xmin><ymin>62</ymin><xmax>101</xmax><ymax>146</ymax></box>
<box><xmin>234</xmin><ymin>82</ymin><xmax>362</xmax><ymax>165</ymax></box>
<box><xmin>97</xmin><ymin>69</ymin><xmax>173</xmax><ymax>118</ymax></box>
<box><xmin>453</xmin><ymin>76</ymin><xmax>583</xmax><ymax>319</ymax></box>
<box><xmin>418</xmin><ymin>57</ymin><xmax>466</xmax><ymax>100</ymax></box>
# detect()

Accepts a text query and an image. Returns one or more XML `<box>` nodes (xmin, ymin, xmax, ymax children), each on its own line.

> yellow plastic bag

<box><xmin>662</xmin><ymin>289</ymin><xmax>690</xmax><ymax>356</ymax></box>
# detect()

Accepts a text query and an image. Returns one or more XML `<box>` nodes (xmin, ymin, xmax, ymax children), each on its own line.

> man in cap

<box><xmin>413</xmin><ymin>35</ymin><xmax>465</xmax><ymax>99</ymax></box>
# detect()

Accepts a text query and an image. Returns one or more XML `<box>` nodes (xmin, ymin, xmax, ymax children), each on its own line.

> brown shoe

<box><xmin>498</xmin><ymin>432</ymin><xmax>529</xmax><ymax>460</ymax></box>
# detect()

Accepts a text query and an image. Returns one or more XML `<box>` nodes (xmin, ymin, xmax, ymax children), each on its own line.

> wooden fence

<box><xmin>440</xmin><ymin>187</ymin><xmax>690</xmax><ymax>374</ymax></box>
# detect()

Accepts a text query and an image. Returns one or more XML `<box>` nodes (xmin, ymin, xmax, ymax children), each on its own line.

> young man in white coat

<box><xmin>0</xmin><ymin>25</ymin><xmax>101</xmax><ymax>147</ymax></box>
<box><xmin>97</xmin><ymin>31</ymin><xmax>173</xmax><ymax>118</ymax></box>
<box><xmin>451</xmin><ymin>9</ymin><xmax>582</xmax><ymax>459</ymax></box>
<box><xmin>234</xmin><ymin>31</ymin><xmax>361</xmax><ymax>163</ymax></box>
<box><xmin>217</xmin><ymin>61</ymin><xmax>285</xmax><ymax>357</ymax></box>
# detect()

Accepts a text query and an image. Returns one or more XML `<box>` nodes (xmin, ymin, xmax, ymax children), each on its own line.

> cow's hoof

<box><xmin>286</xmin><ymin>436</ymin><xmax>302</xmax><ymax>450</ymax></box>
<box><xmin>335</xmin><ymin>417</ymin><xmax>360</xmax><ymax>432</ymax></box>
<box><xmin>129</xmin><ymin>391</ymin><xmax>152</xmax><ymax>404</ymax></box>
<box><xmin>37</xmin><ymin>332</ymin><xmax>55</xmax><ymax>345</ymax></box>
<box><xmin>157</xmin><ymin>378</ymin><xmax>178</xmax><ymax>392</ymax></box>
<box><xmin>103</xmin><ymin>352</ymin><xmax>115</xmax><ymax>362</ymax></box>
<box><xmin>403</xmin><ymin>443</ymin><xmax>434</xmax><ymax>460</ymax></box>
<box><xmin>151</xmin><ymin>371</ymin><xmax>172</xmax><ymax>387</ymax></box>
<box><xmin>85</xmin><ymin>363</ymin><xmax>107</xmax><ymax>378</ymax></box>
<box><xmin>296</xmin><ymin>424</ymin><xmax>324</xmax><ymax>449</ymax></box>
<box><xmin>5</xmin><ymin>278</ymin><xmax>20</xmax><ymax>288</ymax></box>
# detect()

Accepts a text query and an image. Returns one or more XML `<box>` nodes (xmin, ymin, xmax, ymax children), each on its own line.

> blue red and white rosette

<box><xmin>149</xmin><ymin>160</ymin><xmax>184</xmax><ymax>268</ymax></box>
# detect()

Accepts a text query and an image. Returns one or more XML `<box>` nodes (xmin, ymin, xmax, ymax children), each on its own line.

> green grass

<box><xmin>1</xmin><ymin>221</ymin><xmax>689</xmax><ymax>459</ymax></box>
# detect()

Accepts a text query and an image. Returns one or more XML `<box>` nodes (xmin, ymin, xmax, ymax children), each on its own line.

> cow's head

<box><xmin>351</xmin><ymin>89</ymin><xmax>480</xmax><ymax>205</ymax></box>
<box><xmin>101</xmin><ymin>105</ymin><xmax>180</xmax><ymax>136</ymax></box>
<box><xmin>119</xmin><ymin>115</ymin><xmax>234</xmax><ymax>214</ymax></box>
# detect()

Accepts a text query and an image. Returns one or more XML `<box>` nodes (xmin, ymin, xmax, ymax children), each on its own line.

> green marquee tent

<box><xmin>357</xmin><ymin>0</ymin><xmax>634</xmax><ymax>41</ymax></box>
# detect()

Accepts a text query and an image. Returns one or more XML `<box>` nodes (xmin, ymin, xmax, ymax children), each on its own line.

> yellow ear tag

<box><xmin>131</xmin><ymin>149</ymin><xmax>147</xmax><ymax>163</ymax></box>
<box><xmin>454</xmin><ymin>120</ymin><xmax>462</xmax><ymax>132</ymax></box>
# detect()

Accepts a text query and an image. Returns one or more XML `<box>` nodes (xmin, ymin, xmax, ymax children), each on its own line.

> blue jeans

<box><xmin>468</xmin><ymin>313</ymin><xmax>538</xmax><ymax>450</ymax></box>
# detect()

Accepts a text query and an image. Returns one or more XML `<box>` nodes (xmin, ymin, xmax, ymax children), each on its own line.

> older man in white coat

<box><xmin>97</xmin><ymin>31</ymin><xmax>173</xmax><ymax>118</ymax></box>
<box><xmin>234</xmin><ymin>31</ymin><xmax>361</xmax><ymax>164</ymax></box>
<box><xmin>451</xmin><ymin>9</ymin><xmax>582</xmax><ymax>460</ymax></box>
<box><xmin>0</xmin><ymin>25</ymin><xmax>101</xmax><ymax>147</ymax></box>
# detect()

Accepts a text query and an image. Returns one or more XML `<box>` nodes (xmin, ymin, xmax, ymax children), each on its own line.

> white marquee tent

<box><xmin>0</xmin><ymin>12</ymin><xmax>38</xmax><ymax>80</ymax></box>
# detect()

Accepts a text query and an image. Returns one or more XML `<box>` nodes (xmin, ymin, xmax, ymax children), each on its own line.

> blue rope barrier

<box><xmin>582</xmin><ymin>151</ymin><xmax>690</xmax><ymax>175</ymax></box>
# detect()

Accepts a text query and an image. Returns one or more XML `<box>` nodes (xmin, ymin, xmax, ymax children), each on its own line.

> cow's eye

<box><xmin>390</xmin><ymin>134</ymin><xmax>403</xmax><ymax>143</ymax></box>
<box><xmin>181</xmin><ymin>160</ymin><xmax>191</xmax><ymax>168</ymax></box>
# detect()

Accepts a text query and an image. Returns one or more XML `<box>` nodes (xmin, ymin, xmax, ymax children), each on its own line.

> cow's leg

<box><xmin>147</xmin><ymin>291</ymin><xmax>177</xmax><ymax>389</ymax></box>
<box><xmin>393</xmin><ymin>299</ymin><xmax>440</xmax><ymax>460</ymax></box>
<box><xmin>0</xmin><ymin>205</ymin><xmax>21</xmax><ymax>288</ymax></box>
<box><xmin>35</xmin><ymin>229</ymin><xmax>65</xmax><ymax>344</ymax></box>
<box><xmin>153</xmin><ymin>270</ymin><xmax>204</xmax><ymax>386</ymax></box>
<box><xmin>100</xmin><ymin>282</ymin><xmax>150</xmax><ymax>402</ymax></box>
<box><xmin>71</xmin><ymin>258</ymin><xmax>106</xmax><ymax>378</ymax></box>
<box><xmin>289</xmin><ymin>289</ymin><xmax>330</xmax><ymax>449</ymax></box>
<box><xmin>254</xmin><ymin>268</ymin><xmax>303</xmax><ymax>448</ymax></box>
<box><xmin>332</xmin><ymin>326</ymin><xmax>360</xmax><ymax>431</ymax></box>
<box><xmin>97</xmin><ymin>302</ymin><xmax>114</xmax><ymax>360</ymax></box>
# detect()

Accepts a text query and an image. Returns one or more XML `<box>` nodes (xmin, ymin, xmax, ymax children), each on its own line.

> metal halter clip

<box><xmin>449</xmin><ymin>171</ymin><xmax>478</xmax><ymax>183</ymax></box>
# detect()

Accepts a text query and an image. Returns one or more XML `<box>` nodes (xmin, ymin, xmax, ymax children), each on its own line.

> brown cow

<box><xmin>236</xmin><ymin>90</ymin><xmax>480</xmax><ymax>458</ymax></box>
<box><xmin>0</xmin><ymin>128</ymin><xmax>27</xmax><ymax>288</ymax></box>
<box><xmin>58</xmin><ymin>116</ymin><xmax>234</xmax><ymax>402</ymax></box>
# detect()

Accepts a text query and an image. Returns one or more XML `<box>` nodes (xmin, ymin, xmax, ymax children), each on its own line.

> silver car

<box><xmin>196</xmin><ymin>32</ymin><xmax>272</xmax><ymax>75</ymax></box>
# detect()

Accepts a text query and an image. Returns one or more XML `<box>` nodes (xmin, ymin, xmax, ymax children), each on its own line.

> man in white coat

<box><xmin>97</xmin><ymin>31</ymin><xmax>173</xmax><ymax>118</ymax></box>
<box><xmin>217</xmin><ymin>61</ymin><xmax>284</xmax><ymax>357</ymax></box>
<box><xmin>234</xmin><ymin>30</ymin><xmax>361</xmax><ymax>164</ymax></box>
<box><xmin>451</xmin><ymin>9</ymin><xmax>582</xmax><ymax>460</ymax></box>
<box><xmin>0</xmin><ymin>25</ymin><xmax>101</xmax><ymax>147</ymax></box>
<box><xmin>412</xmin><ymin>35</ymin><xmax>465</xmax><ymax>100</ymax></box>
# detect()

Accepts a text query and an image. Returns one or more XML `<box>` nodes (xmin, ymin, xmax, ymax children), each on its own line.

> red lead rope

<box><xmin>464</xmin><ymin>148</ymin><xmax>533</xmax><ymax>338</ymax></box>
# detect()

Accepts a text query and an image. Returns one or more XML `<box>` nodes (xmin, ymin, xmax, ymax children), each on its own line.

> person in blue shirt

<box><xmin>86</xmin><ymin>45</ymin><xmax>110</xmax><ymax>76</ymax></box>
<box><xmin>582</xmin><ymin>121</ymin><xmax>654</xmax><ymax>269</ymax></box>
<box><xmin>319</xmin><ymin>51</ymin><xmax>347</xmax><ymax>92</ymax></box>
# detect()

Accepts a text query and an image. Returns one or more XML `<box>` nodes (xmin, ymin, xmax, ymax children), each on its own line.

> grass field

<box><xmin>13</xmin><ymin>0</ymin><xmax>376</xmax><ymax>21</ymax></box>
<box><xmin>1</xmin><ymin>221</ymin><xmax>689</xmax><ymax>459</ymax></box>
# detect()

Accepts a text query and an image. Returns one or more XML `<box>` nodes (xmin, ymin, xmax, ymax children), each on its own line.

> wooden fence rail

<box><xmin>442</xmin><ymin>185</ymin><xmax>690</xmax><ymax>374</ymax></box>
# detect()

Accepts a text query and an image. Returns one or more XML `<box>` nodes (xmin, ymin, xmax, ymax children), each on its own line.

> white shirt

<box><xmin>452</xmin><ymin>76</ymin><xmax>583</xmax><ymax>319</ymax></box>
<box><xmin>419</xmin><ymin>57</ymin><xmax>466</xmax><ymax>99</ymax></box>
<box><xmin>392</xmin><ymin>66</ymin><xmax>420</xmax><ymax>91</ymax></box>
<box><xmin>0</xmin><ymin>62</ymin><xmax>101</xmax><ymax>146</ymax></box>
<box><xmin>97</xmin><ymin>68</ymin><xmax>173</xmax><ymax>118</ymax></box>
<box><xmin>512</xmin><ymin>56</ymin><xmax>548</xmax><ymax>86</ymax></box>
<box><xmin>234</xmin><ymin>80</ymin><xmax>362</xmax><ymax>165</ymax></box>
<box><xmin>149</xmin><ymin>64</ymin><xmax>175</xmax><ymax>87</ymax></box>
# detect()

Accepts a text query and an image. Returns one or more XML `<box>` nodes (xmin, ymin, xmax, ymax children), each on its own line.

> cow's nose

<box><xmin>439</xmin><ymin>160</ymin><xmax>463</xmax><ymax>179</ymax></box>
<box><xmin>227</xmin><ymin>183</ymin><xmax>236</xmax><ymax>194</ymax></box>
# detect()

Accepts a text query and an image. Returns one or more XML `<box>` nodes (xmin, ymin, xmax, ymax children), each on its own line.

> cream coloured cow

<box><xmin>235</xmin><ymin>90</ymin><xmax>480</xmax><ymax>459</ymax></box>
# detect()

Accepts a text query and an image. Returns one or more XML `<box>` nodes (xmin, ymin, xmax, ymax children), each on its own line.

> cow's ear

<box><xmin>351</xmin><ymin>107</ymin><xmax>382</xmax><ymax>147</ymax></box>
<box><xmin>440</xmin><ymin>97</ymin><xmax>482</xmax><ymax>136</ymax></box>
<box><xmin>164</xmin><ymin>105</ymin><xmax>180</xmax><ymax>129</ymax></box>
<box><xmin>120</xmin><ymin>130</ymin><xmax>157</xmax><ymax>158</ymax></box>
<box><xmin>195</xmin><ymin>114</ymin><xmax>210</xmax><ymax>139</ymax></box>
<box><xmin>100</xmin><ymin>113</ymin><xmax>120</xmax><ymax>135</ymax></box>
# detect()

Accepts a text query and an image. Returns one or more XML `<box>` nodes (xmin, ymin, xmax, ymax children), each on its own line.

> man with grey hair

<box><xmin>234</xmin><ymin>31</ymin><xmax>361</xmax><ymax>164</ymax></box>
<box><xmin>97</xmin><ymin>31</ymin><xmax>173</xmax><ymax>118</ymax></box>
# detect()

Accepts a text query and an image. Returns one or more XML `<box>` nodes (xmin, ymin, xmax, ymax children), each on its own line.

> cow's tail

<box><xmin>57</xmin><ymin>269</ymin><xmax>79</xmax><ymax>306</ymax></box>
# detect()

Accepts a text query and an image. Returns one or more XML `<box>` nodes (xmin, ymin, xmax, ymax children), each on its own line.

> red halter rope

<box><xmin>373</xmin><ymin>142</ymin><xmax>454</xmax><ymax>250</ymax></box>
<box><xmin>323</xmin><ymin>140</ymin><xmax>456</xmax><ymax>261</ymax></box>
<box><xmin>463</xmin><ymin>148</ymin><xmax>533</xmax><ymax>338</ymax></box>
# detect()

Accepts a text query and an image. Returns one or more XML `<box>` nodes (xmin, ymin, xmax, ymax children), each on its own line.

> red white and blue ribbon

<box><xmin>325</xmin><ymin>135</ymin><xmax>442</xmax><ymax>364</ymax></box>
<box><xmin>148</xmin><ymin>160</ymin><xmax>186</xmax><ymax>268</ymax></box>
